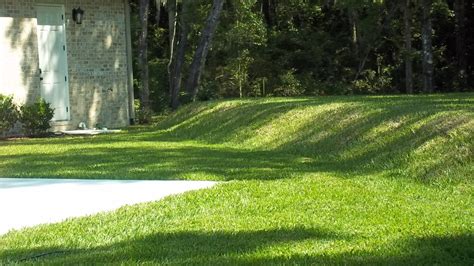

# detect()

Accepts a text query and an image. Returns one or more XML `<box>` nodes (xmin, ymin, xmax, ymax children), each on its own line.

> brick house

<box><xmin>0</xmin><ymin>0</ymin><xmax>135</xmax><ymax>131</ymax></box>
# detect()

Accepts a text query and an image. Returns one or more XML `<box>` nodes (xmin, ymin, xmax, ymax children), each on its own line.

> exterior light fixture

<box><xmin>72</xmin><ymin>8</ymin><xmax>84</xmax><ymax>24</ymax></box>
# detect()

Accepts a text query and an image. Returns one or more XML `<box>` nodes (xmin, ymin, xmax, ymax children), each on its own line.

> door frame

<box><xmin>36</xmin><ymin>3</ymin><xmax>71</xmax><ymax>121</ymax></box>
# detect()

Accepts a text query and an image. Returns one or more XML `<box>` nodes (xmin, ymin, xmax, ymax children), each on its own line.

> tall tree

<box><xmin>261</xmin><ymin>0</ymin><xmax>277</xmax><ymax>27</ymax></box>
<box><xmin>167</xmin><ymin>0</ymin><xmax>179</xmax><ymax>102</ymax></box>
<box><xmin>421</xmin><ymin>0</ymin><xmax>434</xmax><ymax>93</ymax></box>
<box><xmin>155</xmin><ymin>0</ymin><xmax>162</xmax><ymax>24</ymax></box>
<box><xmin>349</xmin><ymin>7</ymin><xmax>359</xmax><ymax>56</ymax></box>
<box><xmin>185</xmin><ymin>0</ymin><xmax>226</xmax><ymax>101</ymax></box>
<box><xmin>170</xmin><ymin>1</ymin><xmax>190</xmax><ymax>109</ymax></box>
<box><xmin>454</xmin><ymin>0</ymin><xmax>467</xmax><ymax>90</ymax></box>
<box><xmin>350</xmin><ymin>1</ymin><xmax>397</xmax><ymax>82</ymax></box>
<box><xmin>403</xmin><ymin>0</ymin><xmax>414</xmax><ymax>93</ymax></box>
<box><xmin>133</xmin><ymin>0</ymin><xmax>473</xmax><ymax>109</ymax></box>
<box><xmin>138</xmin><ymin>0</ymin><xmax>151</xmax><ymax>110</ymax></box>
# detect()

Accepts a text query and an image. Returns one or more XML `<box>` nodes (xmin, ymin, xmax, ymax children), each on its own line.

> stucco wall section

<box><xmin>0</xmin><ymin>0</ymin><xmax>130</xmax><ymax>130</ymax></box>
<box><xmin>0</xmin><ymin>3</ymin><xmax>40</xmax><ymax>104</ymax></box>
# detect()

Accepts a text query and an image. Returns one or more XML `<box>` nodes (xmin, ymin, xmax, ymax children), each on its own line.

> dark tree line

<box><xmin>135</xmin><ymin>0</ymin><xmax>225</xmax><ymax>115</ymax></box>
<box><xmin>130</xmin><ymin>0</ymin><xmax>474</xmax><ymax>115</ymax></box>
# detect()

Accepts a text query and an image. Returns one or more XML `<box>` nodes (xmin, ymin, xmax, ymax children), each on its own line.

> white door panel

<box><xmin>37</xmin><ymin>5</ymin><xmax>69</xmax><ymax>121</ymax></box>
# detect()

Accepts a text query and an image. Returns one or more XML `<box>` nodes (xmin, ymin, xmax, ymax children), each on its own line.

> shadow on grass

<box><xmin>0</xmin><ymin>94</ymin><xmax>472</xmax><ymax>182</ymax></box>
<box><xmin>2</xmin><ymin>229</ymin><xmax>472</xmax><ymax>264</ymax></box>
<box><xmin>0</xmin><ymin>146</ymin><xmax>340</xmax><ymax>180</ymax></box>
<box><xmin>154</xmin><ymin>94</ymin><xmax>473</xmax><ymax>143</ymax></box>
<box><xmin>1</xmin><ymin>227</ymin><xmax>339</xmax><ymax>263</ymax></box>
<box><xmin>250</xmin><ymin>234</ymin><xmax>474</xmax><ymax>265</ymax></box>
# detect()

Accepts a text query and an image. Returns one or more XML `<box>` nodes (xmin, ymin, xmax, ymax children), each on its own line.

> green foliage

<box><xmin>134</xmin><ymin>99</ymin><xmax>153</xmax><ymax>124</ymax></box>
<box><xmin>148</xmin><ymin>58</ymin><xmax>170</xmax><ymax>112</ymax></box>
<box><xmin>352</xmin><ymin>68</ymin><xmax>394</xmax><ymax>94</ymax></box>
<box><xmin>0</xmin><ymin>94</ymin><xmax>19</xmax><ymax>136</ymax></box>
<box><xmin>274</xmin><ymin>69</ymin><xmax>305</xmax><ymax>96</ymax></box>
<box><xmin>138</xmin><ymin>0</ymin><xmax>474</xmax><ymax>108</ymax></box>
<box><xmin>197</xmin><ymin>81</ymin><xmax>219</xmax><ymax>101</ymax></box>
<box><xmin>213</xmin><ymin>49</ymin><xmax>254</xmax><ymax>98</ymax></box>
<box><xmin>18</xmin><ymin>98</ymin><xmax>54</xmax><ymax>137</ymax></box>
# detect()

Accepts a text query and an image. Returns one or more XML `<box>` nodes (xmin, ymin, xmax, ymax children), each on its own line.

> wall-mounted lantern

<box><xmin>72</xmin><ymin>8</ymin><xmax>84</xmax><ymax>24</ymax></box>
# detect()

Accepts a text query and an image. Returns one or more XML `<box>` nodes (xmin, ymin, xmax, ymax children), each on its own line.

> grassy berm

<box><xmin>0</xmin><ymin>94</ymin><xmax>473</xmax><ymax>264</ymax></box>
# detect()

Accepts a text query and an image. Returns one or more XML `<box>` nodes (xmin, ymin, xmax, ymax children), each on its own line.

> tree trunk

<box><xmin>421</xmin><ymin>0</ymin><xmax>434</xmax><ymax>93</ymax></box>
<box><xmin>170</xmin><ymin>2</ymin><xmax>190</xmax><ymax>110</ymax></box>
<box><xmin>352</xmin><ymin>3</ymin><xmax>396</xmax><ymax>82</ymax></box>
<box><xmin>262</xmin><ymin>0</ymin><xmax>277</xmax><ymax>27</ymax></box>
<box><xmin>454</xmin><ymin>0</ymin><xmax>467</xmax><ymax>90</ymax></box>
<box><xmin>238</xmin><ymin>61</ymin><xmax>242</xmax><ymax>98</ymax></box>
<box><xmin>184</xmin><ymin>0</ymin><xmax>226</xmax><ymax>101</ymax></box>
<box><xmin>138</xmin><ymin>0</ymin><xmax>150</xmax><ymax>109</ymax></box>
<box><xmin>349</xmin><ymin>8</ymin><xmax>359</xmax><ymax>55</ymax></box>
<box><xmin>155</xmin><ymin>0</ymin><xmax>161</xmax><ymax>25</ymax></box>
<box><xmin>403</xmin><ymin>0</ymin><xmax>413</xmax><ymax>94</ymax></box>
<box><xmin>324</xmin><ymin>0</ymin><xmax>335</xmax><ymax>9</ymax></box>
<box><xmin>167</xmin><ymin>0</ymin><xmax>178</xmax><ymax>101</ymax></box>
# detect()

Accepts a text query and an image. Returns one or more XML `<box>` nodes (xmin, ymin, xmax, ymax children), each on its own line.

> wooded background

<box><xmin>129</xmin><ymin>0</ymin><xmax>473</xmax><ymax>113</ymax></box>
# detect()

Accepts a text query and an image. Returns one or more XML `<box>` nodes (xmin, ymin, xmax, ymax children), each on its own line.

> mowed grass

<box><xmin>0</xmin><ymin>94</ymin><xmax>473</xmax><ymax>264</ymax></box>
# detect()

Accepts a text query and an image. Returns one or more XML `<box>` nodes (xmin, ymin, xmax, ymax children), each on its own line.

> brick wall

<box><xmin>0</xmin><ymin>0</ymin><xmax>131</xmax><ymax>130</ymax></box>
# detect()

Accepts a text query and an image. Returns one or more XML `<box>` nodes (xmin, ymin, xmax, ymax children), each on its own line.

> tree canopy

<box><xmin>130</xmin><ymin>0</ymin><xmax>474</xmax><ymax>113</ymax></box>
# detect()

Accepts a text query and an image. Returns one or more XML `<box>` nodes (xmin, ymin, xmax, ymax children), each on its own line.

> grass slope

<box><xmin>0</xmin><ymin>94</ymin><xmax>473</xmax><ymax>264</ymax></box>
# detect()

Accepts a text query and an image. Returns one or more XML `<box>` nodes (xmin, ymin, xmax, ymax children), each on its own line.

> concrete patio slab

<box><xmin>0</xmin><ymin>178</ymin><xmax>217</xmax><ymax>236</ymax></box>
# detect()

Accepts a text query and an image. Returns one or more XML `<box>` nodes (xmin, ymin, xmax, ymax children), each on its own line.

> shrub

<box><xmin>134</xmin><ymin>99</ymin><xmax>153</xmax><ymax>124</ymax></box>
<box><xmin>149</xmin><ymin>58</ymin><xmax>171</xmax><ymax>113</ymax></box>
<box><xmin>0</xmin><ymin>94</ymin><xmax>19</xmax><ymax>136</ymax></box>
<box><xmin>352</xmin><ymin>65</ymin><xmax>394</xmax><ymax>94</ymax></box>
<box><xmin>19</xmin><ymin>98</ymin><xmax>54</xmax><ymax>136</ymax></box>
<box><xmin>197</xmin><ymin>82</ymin><xmax>219</xmax><ymax>101</ymax></box>
<box><xmin>274</xmin><ymin>69</ymin><xmax>305</xmax><ymax>97</ymax></box>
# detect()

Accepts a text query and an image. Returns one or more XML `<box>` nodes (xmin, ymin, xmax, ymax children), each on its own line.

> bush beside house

<box><xmin>0</xmin><ymin>94</ymin><xmax>54</xmax><ymax>137</ymax></box>
<box><xmin>0</xmin><ymin>95</ymin><xmax>19</xmax><ymax>136</ymax></box>
<box><xmin>19</xmin><ymin>98</ymin><xmax>55</xmax><ymax>136</ymax></box>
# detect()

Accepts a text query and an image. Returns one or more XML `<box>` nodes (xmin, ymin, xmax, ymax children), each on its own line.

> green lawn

<box><xmin>1</xmin><ymin>94</ymin><xmax>473</xmax><ymax>264</ymax></box>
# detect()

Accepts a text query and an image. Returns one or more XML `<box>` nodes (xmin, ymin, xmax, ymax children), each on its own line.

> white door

<box><xmin>36</xmin><ymin>5</ymin><xmax>70</xmax><ymax>121</ymax></box>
